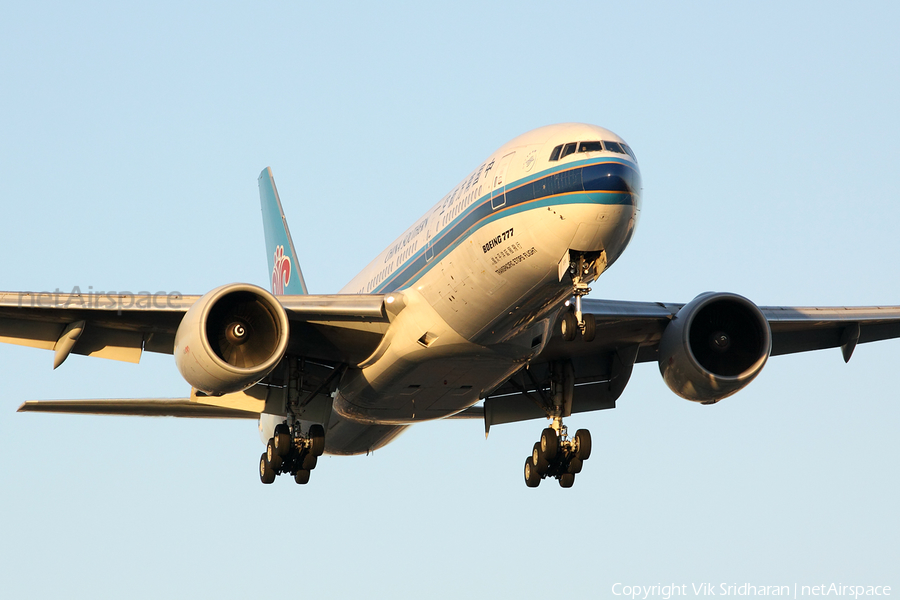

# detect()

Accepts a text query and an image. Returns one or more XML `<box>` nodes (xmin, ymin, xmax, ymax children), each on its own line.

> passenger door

<box><xmin>490</xmin><ymin>152</ymin><xmax>515</xmax><ymax>210</ymax></box>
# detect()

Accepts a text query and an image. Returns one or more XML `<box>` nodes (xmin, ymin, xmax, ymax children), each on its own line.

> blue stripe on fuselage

<box><xmin>372</xmin><ymin>157</ymin><xmax>641</xmax><ymax>294</ymax></box>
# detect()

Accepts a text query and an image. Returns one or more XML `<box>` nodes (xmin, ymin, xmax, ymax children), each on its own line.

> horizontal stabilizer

<box><xmin>17</xmin><ymin>398</ymin><xmax>259</xmax><ymax>419</ymax></box>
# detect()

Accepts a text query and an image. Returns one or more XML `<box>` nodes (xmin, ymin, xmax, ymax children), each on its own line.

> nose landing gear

<box><xmin>560</xmin><ymin>252</ymin><xmax>601</xmax><ymax>342</ymax></box>
<box><xmin>259</xmin><ymin>422</ymin><xmax>326</xmax><ymax>485</ymax></box>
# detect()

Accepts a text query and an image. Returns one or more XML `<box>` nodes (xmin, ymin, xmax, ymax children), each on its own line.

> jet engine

<box><xmin>174</xmin><ymin>283</ymin><xmax>290</xmax><ymax>395</ymax></box>
<box><xmin>658</xmin><ymin>292</ymin><xmax>771</xmax><ymax>404</ymax></box>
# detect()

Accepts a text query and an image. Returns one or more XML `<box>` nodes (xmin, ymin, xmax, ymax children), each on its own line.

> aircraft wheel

<box><xmin>524</xmin><ymin>457</ymin><xmax>540</xmax><ymax>488</ymax></box>
<box><xmin>308</xmin><ymin>424</ymin><xmax>326</xmax><ymax>456</ymax></box>
<box><xmin>540</xmin><ymin>428</ymin><xmax>558</xmax><ymax>461</ymax></box>
<box><xmin>302</xmin><ymin>453</ymin><xmax>318</xmax><ymax>471</ymax></box>
<box><xmin>266</xmin><ymin>439</ymin><xmax>283</xmax><ymax>471</ymax></box>
<box><xmin>559</xmin><ymin>473</ymin><xmax>575</xmax><ymax>488</ymax></box>
<box><xmin>532</xmin><ymin>442</ymin><xmax>549</xmax><ymax>475</ymax></box>
<box><xmin>561</xmin><ymin>312</ymin><xmax>578</xmax><ymax>342</ymax></box>
<box><xmin>567</xmin><ymin>457</ymin><xmax>583</xmax><ymax>474</ymax></box>
<box><xmin>582</xmin><ymin>314</ymin><xmax>596</xmax><ymax>342</ymax></box>
<box><xmin>274</xmin><ymin>431</ymin><xmax>292</xmax><ymax>457</ymax></box>
<box><xmin>575</xmin><ymin>429</ymin><xmax>592</xmax><ymax>461</ymax></box>
<box><xmin>294</xmin><ymin>469</ymin><xmax>311</xmax><ymax>485</ymax></box>
<box><xmin>259</xmin><ymin>453</ymin><xmax>276</xmax><ymax>484</ymax></box>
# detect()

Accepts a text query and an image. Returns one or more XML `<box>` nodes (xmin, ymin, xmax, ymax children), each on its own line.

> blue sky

<box><xmin>1</xmin><ymin>2</ymin><xmax>898</xmax><ymax>598</ymax></box>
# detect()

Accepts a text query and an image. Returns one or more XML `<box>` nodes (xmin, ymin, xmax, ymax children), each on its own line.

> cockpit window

<box><xmin>602</xmin><ymin>141</ymin><xmax>627</xmax><ymax>155</ymax></box>
<box><xmin>577</xmin><ymin>141</ymin><xmax>603</xmax><ymax>153</ymax></box>
<box><xmin>552</xmin><ymin>140</ymin><xmax>636</xmax><ymax>162</ymax></box>
<box><xmin>549</xmin><ymin>145</ymin><xmax>562</xmax><ymax>161</ymax></box>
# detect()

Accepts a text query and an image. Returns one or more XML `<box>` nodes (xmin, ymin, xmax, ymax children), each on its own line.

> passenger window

<box><xmin>602</xmin><ymin>141</ymin><xmax>627</xmax><ymax>154</ymax></box>
<box><xmin>578</xmin><ymin>141</ymin><xmax>603</xmax><ymax>153</ymax></box>
<box><xmin>549</xmin><ymin>145</ymin><xmax>562</xmax><ymax>161</ymax></box>
<box><xmin>560</xmin><ymin>142</ymin><xmax>577</xmax><ymax>159</ymax></box>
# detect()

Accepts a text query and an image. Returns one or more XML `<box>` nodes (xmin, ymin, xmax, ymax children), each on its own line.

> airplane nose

<box><xmin>581</xmin><ymin>162</ymin><xmax>642</xmax><ymax>198</ymax></box>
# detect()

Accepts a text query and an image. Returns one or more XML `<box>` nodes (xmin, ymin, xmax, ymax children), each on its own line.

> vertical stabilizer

<box><xmin>258</xmin><ymin>167</ymin><xmax>308</xmax><ymax>295</ymax></box>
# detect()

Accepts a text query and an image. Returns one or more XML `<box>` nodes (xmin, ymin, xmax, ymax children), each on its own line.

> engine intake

<box><xmin>174</xmin><ymin>283</ymin><xmax>290</xmax><ymax>394</ymax></box>
<box><xmin>658</xmin><ymin>292</ymin><xmax>771</xmax><ymax>403</ymax></box>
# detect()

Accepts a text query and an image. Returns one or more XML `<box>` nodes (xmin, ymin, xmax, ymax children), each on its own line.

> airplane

<box><xmin>4</xmin><ymin>122</ymin><xmax>900</xmax><ymax>488</ymax></box>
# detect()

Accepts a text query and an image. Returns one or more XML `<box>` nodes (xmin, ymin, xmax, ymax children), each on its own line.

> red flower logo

<box><xmin>272</xmin><ymin>245</ymin><xmax>292</xmax><ymax>295</ymax></box>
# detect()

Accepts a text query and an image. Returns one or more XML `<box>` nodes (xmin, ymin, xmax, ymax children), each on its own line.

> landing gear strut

<box><xmin>561</xmin><ymin>253</ymin><xmax>599</xmax><ymax>342</ymax></box>
<box><xmin>259</xmin><ymin>422</ymin><xmax>326</xmax><ymax>485</ymax></box>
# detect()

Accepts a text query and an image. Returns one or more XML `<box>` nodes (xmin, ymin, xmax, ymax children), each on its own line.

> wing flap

<box><xmin>0</xmin><ymin>316</ymin><xmax>61</xmax><ymax>351</ymax></box>
<box><xmin>0</xmin><ymin>318</ymin><xmax>143</xmax><ymax>363</ymax></box>
<box><xmin>0</xmin><ymin>316</ymin><xmax>146</xmax><ymax>363</ymax></box>
<box><xmin>73</xmin><ymin>325</ymin><xmax>143</xmax><ymax>363</ymax></box>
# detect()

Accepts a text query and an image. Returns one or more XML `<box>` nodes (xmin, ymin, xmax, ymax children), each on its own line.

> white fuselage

<box><xmin>322</xmin><ymin>123</ymin><xmax>642</xmax><ymax>454</ymax></box>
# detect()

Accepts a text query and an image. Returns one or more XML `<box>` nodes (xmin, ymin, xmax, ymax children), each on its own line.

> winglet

<box><xmin>258</xmin><ymin>167</ymin><xmax>308</xmax><ymax>295</ymax></box>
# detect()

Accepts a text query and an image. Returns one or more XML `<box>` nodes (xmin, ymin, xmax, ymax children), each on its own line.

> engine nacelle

<box><xmin>658</xmin><ymin>292</ymin><xmax>771</xmax><ymax>404</ymax></box>
<box><xmin>174</xmin><ymin>283</ymin><xmax>290</xmax><ymax>395</ymax></box>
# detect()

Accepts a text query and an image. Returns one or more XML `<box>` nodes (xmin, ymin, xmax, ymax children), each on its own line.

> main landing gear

<box><xmin>524</xmin><ymin>422</ymin><xmax>592</xmax><ymax>488</ymax></box>
<box><xmin>519</xmin><ymin>360</ymin><xmax>595</xmax><ymax>488</ymax></box>
<box><xmin>259</xmin><ymin>423</ymin><xmax>326</xmax><ymax>485</ymax></box>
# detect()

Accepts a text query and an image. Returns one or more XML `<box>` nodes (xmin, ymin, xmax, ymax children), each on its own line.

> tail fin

<box><xmin>258</xmin><ymin>167</ymin><xmax>308</xmax><ymax>295</ymax></box>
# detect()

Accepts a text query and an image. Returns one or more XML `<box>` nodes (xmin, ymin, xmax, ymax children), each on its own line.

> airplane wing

<box><xmin>3</xmin><ymin>289</ymin><xmax>391</xmax><ymax>418</ymax></box>
<box><xmin>474</xmin><ymin>298</ymin><xmax>900</xmax><ymax>430</ymax></box>
<box><xmin>543</xmin><ymin>298</ymin><xmax>900</xmax><ymax>362</ymax></box>
<box><xmin>0</xmin><ymin>290</ymin><xmax>390</xmax><ymax>368</ymax></box>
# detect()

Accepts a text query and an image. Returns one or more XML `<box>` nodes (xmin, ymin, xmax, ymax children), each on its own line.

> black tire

<box><xmin>524</xmin><ymin>457</ymin><xmax>540</xmax><ymax>488</ymax></box>
<box><xmin>559</xmin><ymin>473</ymin><xmax>575</xmax><ymax>488</ymax></box>
<box><xmin>540</xmin><ymin>428</ymin><xmax>558</xmax><ymax>461</ymax></box>
<box><xmin>274</xmin><ymin>423</ymin><xmax>290</xmax><ymax>436</ymax></box>
<box><xmin>575</xmin><ymin>429</ymin><xmax>592</xmax><ymax>461</ymax></box>
<box><xmin>308</xmin><ymin>424</ymin><xmax>326</xmax><ymax>456</ymax></box>
<box><xmin>567</xmin><ymin>457</ymin><xmax>583</xmax><ymax>474</ymax></box>
<box><xmin>582</xmin><ymin>314</ymin><xmax>596</xmax><ymax>342</ymax></box>
<box><xmin>274</xmin><ymin>431</ymin><xmax>292</xmax><ymax>457</ymax></box>
<box><xmin>294</xmin><ymin>469</ymin><xmax>310</xmax><ymax>485</ymax></box>
<box><xmin>561</xmin><ymin>312</ymin><xmax>578</xmax><ymax>342</ymax></box>
<box><xmin>259</xmin><ymin>453</ymin><xmax>275</xmax><ymax>484</ymax></box>
<box><xmin>532</xmin><ymin>442</ymin><xmax>549</xmax><ymax>475</ymax></box>
<box><xmin>266</xmin><ymin>439</ymin><xmax>283</xmax><ymax>471</ymax></box>
<box><xmin>302</xmin><ymin>453</ymin><xmax>318</xmax><ymax>471</ymax></box>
